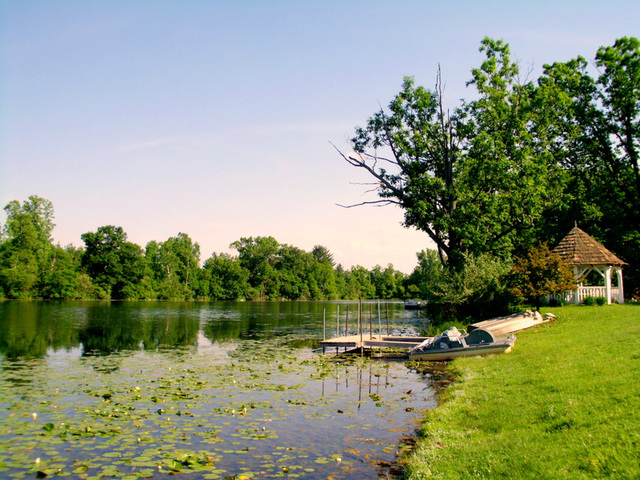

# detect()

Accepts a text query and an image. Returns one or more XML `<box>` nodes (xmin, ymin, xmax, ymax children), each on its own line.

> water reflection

<box><xmin>0</xmin><ymin>300</ymin><xmax>433</xmax><ymax>480</ymax></box>
<box><xmin>0</xmin><ymin>301</ymin><xmax>80</xmax><ymax>359</ymax></box>
<box><xmin>0</xmin><ymin>300</ymin><xmax>422</xmax><ymax>361</ymax></box>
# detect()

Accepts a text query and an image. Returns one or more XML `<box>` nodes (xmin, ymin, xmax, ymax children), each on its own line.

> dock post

<box><xmin>345</xmin><ymin>307</ymin><xmax>349</xmax><ymax>337</ymax></box>
<box><xmin>377</xmin><ymin>300</ymin><xmax>382</xmax><ymax>338</ymax></box>
<box><xmin>386</xmin><ymin>303</ymin><xmax>390</xmax><ymax>335</ymax></box>
<box><xmin>359</xmin><ymin>297</ymin><xmax>363</xmax><ymax>345</ymax></box>
<box><xmin>323</xmin><ymin>308</ymin><xmax>326</xmax><ymax>341</ymax></box>
<box><xmin>336</xmin><ymin>305</ymin><xmax>340</xmax><ymax>337</ymax></box>
<box><xmin>369</xmin><ymin>304</ymin><xmax>373</xmax><ymax>340</ymax></box>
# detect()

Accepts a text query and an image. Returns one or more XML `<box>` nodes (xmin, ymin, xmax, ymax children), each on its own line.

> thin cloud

<box><xmin>118</xmin><ymin>121</ymin><xmax>355</xmax><ymax>153</ymax></box>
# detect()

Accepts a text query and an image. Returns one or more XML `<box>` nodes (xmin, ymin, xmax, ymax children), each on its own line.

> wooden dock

<box><xmin>318</xmin><ymin>300</ymin><xmax>427</xmax><ymax>354</ymax></box>
<box><xmin>319</xmin><ymin>334</ymin><xmax>428</xmax><ymax>354</ymax></box>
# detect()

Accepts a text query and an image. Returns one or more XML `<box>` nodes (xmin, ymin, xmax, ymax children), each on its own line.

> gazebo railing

<box><xmin>551</xmin><ymin>286</ymin><xmax>622</xmax><ymax>304</ymax></box>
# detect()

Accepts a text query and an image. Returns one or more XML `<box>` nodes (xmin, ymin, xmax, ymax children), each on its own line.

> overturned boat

<box><xmin>469</xmin><ymin>310</ymin><xmax>545</xmax><ymax>337</ymax></box>
<box><xmin>409</xmin><ymin>326</ymin><xmax>515</xmax><ymax>361</ymax></box>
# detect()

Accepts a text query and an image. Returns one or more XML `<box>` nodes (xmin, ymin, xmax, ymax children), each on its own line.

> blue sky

<box><xmin>2</xmin><ymin>1</ymin><xmax>639</xmax><ymax>272</ymax></box>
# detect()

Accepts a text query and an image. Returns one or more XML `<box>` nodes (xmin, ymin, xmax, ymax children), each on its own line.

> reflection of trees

<box><xmin>0</xmin><ymin>301</ymin><xmax>414</xmax><ymax>363</ymax></box>
<box><xmin>0</xmin><ymin>301</ymin><xmax>81</xmax><ymax>360</ymax></box>
<box><xmin>0</xmin><ymin>301</ymin><xmax>205</xmax><ymax>364</ymax></box>
<box><xmin>78</xmin><ymin>302</ymin><xmax>200</xmax><ymax>356</ymax></box>
<box><xmin>145</xmin><ymin>312</ymin><xmax>199</xmax><ymax>349</ymax></box>
<box><xmin>79</xmin><ymin>304</ymin><xmax>145</xmax><ymax>355</ymax></box>
<box><xmin>202</xmin><ymin>316</ymin><xmax>257</xmax><ymax>342</ymax></box>
<box><xmin>201</xmin><ymin>302</ymin><xmax>317</xmax><ymax>343</ymax></box>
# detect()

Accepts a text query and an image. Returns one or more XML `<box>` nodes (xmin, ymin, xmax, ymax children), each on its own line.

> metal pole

<box><xmin>386</xmin><ymin>303</ymin><xmax>390</xmax><ymax>335</ymax></box>
<box><xmin>359</xmin><ymin>297</ymin><xmax>363</xmax><ymax>345</ymax></box>
<box><xmin>323</xmin><ymin>307</ymin><xmax>326</xmax><ymax>341</ymax></box>
<box><xmin>345</xmin><ymin>307</ymin><xmax>349</xmax><ymax>337</ymax></box>
<box><xmin>369</xmin><ymin>304</ymin><xmax>373</xmax><ymax>340</ymax></box>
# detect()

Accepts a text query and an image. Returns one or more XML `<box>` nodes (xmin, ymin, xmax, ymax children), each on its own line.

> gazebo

<box><xmin>553</xmin><ymin>225</ymin><xmax>627</xmax><ymax>304</ymax></box>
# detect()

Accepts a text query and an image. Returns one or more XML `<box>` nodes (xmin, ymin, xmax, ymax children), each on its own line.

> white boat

<box><xmin>468</xmin><ymin>310</ymin><xmax>545</xmax><ymax>337</ymax></box>
<box><xmin>409</xmin><ymin>326</ymin><xmax>515</xmax><ymax>361</ymax></box>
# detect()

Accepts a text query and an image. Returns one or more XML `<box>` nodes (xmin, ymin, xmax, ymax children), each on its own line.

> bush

<box><xmin>596</xmin><ymin>296</ymin><xmax>607</xmax><ymax>306</ymax></box>
<box><xmin>508</xmin><ymin>243</ymin><xmax>577</xmax><ymax>308</ymax></box>
<box><xmin>424</xmin><ymin>252</ymin><xmax>515</xmax><ymax>322</ymax></box>
<box><xmin>548</xmin><ymin>297</ymin><xmax>567</xmax><ymax>307</ymax></box>
<box><xmin>583</xmin><ymin>296</ymin><xmax>596</xmax><ymax>306</ymax></box>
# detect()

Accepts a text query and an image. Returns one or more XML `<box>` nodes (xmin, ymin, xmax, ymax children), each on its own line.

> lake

<box><xmin>0</xmin><ymin>300</ymin><xmax>435</xmax><ymax>479</ymax></box>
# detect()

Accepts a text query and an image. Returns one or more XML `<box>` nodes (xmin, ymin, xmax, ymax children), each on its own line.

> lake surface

<box><xmin>0</xmin><ymin>301</ymin><xmax>435</xmax><ymax>479</ymax></box>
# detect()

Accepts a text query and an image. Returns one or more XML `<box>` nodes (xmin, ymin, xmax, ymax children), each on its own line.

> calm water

<box><xmin>0</xmin><ymin>301</ymin><xmax>435</xmax><ymax>479</ymax></box>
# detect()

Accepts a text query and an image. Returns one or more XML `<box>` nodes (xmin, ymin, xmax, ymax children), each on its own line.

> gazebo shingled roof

<box><xmin>553</xmin><ymin>226</ymin><xmax>627</xmax><ymax>266</ymax></box>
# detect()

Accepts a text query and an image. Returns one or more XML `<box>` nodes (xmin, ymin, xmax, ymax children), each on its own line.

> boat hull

<box><xmin>409</xmin><ymin>338</ymin><xmax>515</xmax><ymax>361</ymax></box>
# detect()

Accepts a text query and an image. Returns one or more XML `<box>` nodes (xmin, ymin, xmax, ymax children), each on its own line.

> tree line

<box><xmin>0</xmin><ymin>196</ymin><xmax>414</xmax><ymax>301</ymax></box>
<box><xmin>338</xmin><ymin>36</ymin><xmax>639</xmax><ymax>314</ymax></box>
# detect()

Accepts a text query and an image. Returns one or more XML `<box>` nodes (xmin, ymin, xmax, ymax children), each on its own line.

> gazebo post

<box><xmin>605</xmin><ymin>265</ymin><xmax>613</xmax><ymax>305</ymax></box>
<box><xmin>616</xmin><ymin>268</ymin><xmax>624</xmax><ymax>304</ymax></box>
<box><xmin>573</xmin><ymin>267</ymin><xmax>580</xmax><ymax>304</ymax></box>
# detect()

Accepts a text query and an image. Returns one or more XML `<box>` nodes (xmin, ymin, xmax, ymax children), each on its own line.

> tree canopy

<box><xmin>339</xmin><ymin>36</ymin><xmax>639</xmax><ymax>299</ymax></box>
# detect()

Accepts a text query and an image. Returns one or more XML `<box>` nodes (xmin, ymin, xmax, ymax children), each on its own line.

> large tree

<box><xmin>338</xmin><ymin>38</ymin><xmax>561</xmax><ymax>271</ymax></box>
<box><xmin>536</xmin><ymin>37</ymin><xmax>640</xmax><ymax>295</ymax></box>
<box><xmin>200</xmin><ymin>253</ymin><xmax>250</xmax><ymax>300</ymax></box>
<box><xmin>0</xmin><ymin>196</ymin><xmax>56</xmax><ymax>298</ymax></box>
<box><xmin>81</xmin><ymin>225</ymin><xmax>147</xmax><ymax>299</ymax></box>
<box><xmin>146</xmin><ymin>233</ymin><xmax>201</xmax><ymax>299</ymax></box>
<box><xmin>231</xmin><ymin>236</ymin><xmax>281</xmax><ymax>299</ymax></box>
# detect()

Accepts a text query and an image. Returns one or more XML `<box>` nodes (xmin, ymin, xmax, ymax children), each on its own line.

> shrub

<box><xmin>596</xmin><ymin>296</ymin><xmax>607</xmax><ymax>306</ymax></box>
<box><xmin>583</xmin><ymin>296</ymin><xmax>596</xmax><ymax>306</ymax></box>
<box><xmin>423</xmin><ymin>320</ymin><xmax>469</xmax><ymax>337</ymax></box>
<box><xmin>508</xmin><ymin>243</ymin><xmax>577</xmax><ymax>308</ymax></box>
<box><xmin>548</xmin><ymin>297</ymin><xmax>567</xmax><ymax>307</ymax></box>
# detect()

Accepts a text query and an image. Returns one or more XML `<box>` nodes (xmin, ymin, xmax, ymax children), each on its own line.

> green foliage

<box><xmin>146</xmin><ymin>233</ymin><xmax>201</xmax><ymax>299</ymax></box>
<box><xmin>201</xmin><ymin>253</ymin><xmax>251</xmax><ymax>300</ymax></box>
<box><xmin>231</xmin><ymin>236</ymin><xmax>281</xmax><ymax>299</ymax></box>
<box><xmin>311</xmin><ymin>245</ymin><xmax>335</xmax><ymax>266</ymax></box>
<box><xmin>39</xmin><ymin>245</ymin><xmax>81</xmax><ymax>299</ymax></box>
<box><xmin>0</xmin><ymin>196</ymin><xmax>56</xmax><ymax>298</ymax></box>
<box><xmin>509</xmin><ymin>243</ymin><xmax>577</xmax><ymax>308</ymax></box>
<box><xmin>344</xmin><ymin>35</ymin><xmax>639</xmax><ymax>306</ymax></box>
<box><xmin>537</xmin><ymin>36</ymin><xmax>640</xmax><ymax>296</ymax></box>
<box><xmin>369</xmin><ymin>264</ymin><xmax>407</xmax><ymax>299</ymax></box>
<box><xmin>406</xmin><ymin>249</ymin><xmax>446</xmax><ymax>301</ymax></box>
<box><xmin>0</xmin><ymin>197</ymin><xmax>404</xmax><ymax>302</ymax></box>
<box><xmin>81</xmin><ymin>226</ymin><xmax>147</xmax><ymax>299</ymax></box>
<box><xmin>345</xmin><ymin>38</ymin><xmax>560</xmax><ymax>272</ymax></box>
<box><xmin>341</xmin><ymin>265</ymin><xmax>376</xmax><ymax>299</ymax></box>
<box><xmin>421</xmin><ymin>252</ymin><xmax>514</xmax><ymax>322</ymax></box>
<box><xmin>582</xmin><ymin>296</ymin><xmax>596</xmax><ymax>306</ymax></box>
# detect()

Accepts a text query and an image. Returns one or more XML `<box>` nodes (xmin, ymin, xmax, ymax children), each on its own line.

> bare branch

<box><xmin>349</xmin><ymin>181</ymin><xmax>381</xmax><ymax>187</ymax></box>
<box><xmin>336</xmin><ymin>199</ymin><xmax>398</xmax><ymax>209</ymax></box>
<box><xmin>361</xmin><ymin>151</ymin><xmax>397</xmax><ymax>166</ymax></box>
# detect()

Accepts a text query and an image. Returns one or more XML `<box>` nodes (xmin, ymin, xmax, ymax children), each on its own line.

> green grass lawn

<box><xmin>403</xmin><ymin>304</ymin><xmax>640</xmax><ymax>479</ymax></box>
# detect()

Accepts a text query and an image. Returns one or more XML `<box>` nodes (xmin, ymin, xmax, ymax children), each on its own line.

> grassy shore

<box><xmin>403</xmin><ymin>304</ymin><xmax>640</xmax><ymax>479</ymax></box>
